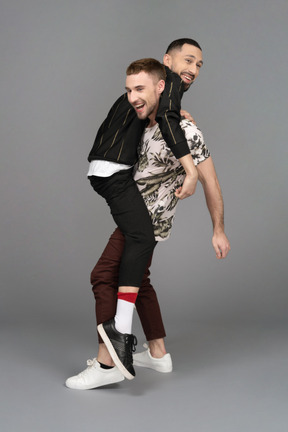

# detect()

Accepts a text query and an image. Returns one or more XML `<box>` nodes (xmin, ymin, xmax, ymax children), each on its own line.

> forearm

<box><xmin>197</xmin><ymin>157</ymin><xmax>230</xmax><ymax>258</ymax></box>
<box><xmin>179</xmin><ymin>153</ymin><xmax>198</xmax><ymax>178</ymax></box>
<box><xmin>174</xmin><ymin>154</ymin><xmax>198</xmax><ymax>199</ymax></box>
<box><xmin>202</xmin><ymin>177</ymin><xmax>224</xmax><ymax>233</ymax></box>
<box><xmin>197</xmin><ymin>158</ymin><xmax>224</xmax><ymax>232</ymax></box>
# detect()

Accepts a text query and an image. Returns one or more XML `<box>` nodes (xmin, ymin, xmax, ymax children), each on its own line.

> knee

<box><xmin>127</xmin><ymin>233</ymin><xmax>156</xmax><ymax>255</ymax></box>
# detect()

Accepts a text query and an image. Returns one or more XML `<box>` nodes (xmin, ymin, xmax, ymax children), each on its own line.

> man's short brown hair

<box><xmin>126</xmin><ymin>58</ymin><xmax>166</xmax><ymax>82</ymax></box>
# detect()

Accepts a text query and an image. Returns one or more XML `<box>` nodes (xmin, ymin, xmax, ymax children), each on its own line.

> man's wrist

<box><xmin>213</xmin><ymin>226</ymin><xmax>225</xmax><ymax>236</ymax></box>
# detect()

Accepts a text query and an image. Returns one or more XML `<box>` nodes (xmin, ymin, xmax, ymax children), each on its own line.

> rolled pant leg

<box><xmin>91</xmin><ymin>228</ymin><xmax>166</xmax><ymax>343</ymax></box>
<box><xmin>135</xmin><ymin>261</ymin><xmax>167</xmax><ymax>342</ymax></box>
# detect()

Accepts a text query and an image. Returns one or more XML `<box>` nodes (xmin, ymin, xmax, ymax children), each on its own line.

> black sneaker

<box><xmin>97</xmin><ymin>319</ymin><xmax>137</xmax><ymax>380</ymax></box>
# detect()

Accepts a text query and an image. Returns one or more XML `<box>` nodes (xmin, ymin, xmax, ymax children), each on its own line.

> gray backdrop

<box><xmin>1</xmin><ymin>0</ymin><xmax>287</xmax><ymax>327</ymax></box>
<box><xmin>0</xmin><ymin>1</ymin><xmax>288</xmax><ymax>430</ymax></box>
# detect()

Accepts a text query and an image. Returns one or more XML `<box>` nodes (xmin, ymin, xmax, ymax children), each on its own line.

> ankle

<box><xmin>148</xmin><ymin>339</ymin><xmax>167</xmax><ymax>358</ymax></box>
<box><xmin>97</xmin><ymin>343</ymin><xmax>115</xmax><ymax>366</ymax></box>
<box><xmin>97</xmin><ymin>358</ymin><xmax>115</xmax><ymax>367</ymax></box>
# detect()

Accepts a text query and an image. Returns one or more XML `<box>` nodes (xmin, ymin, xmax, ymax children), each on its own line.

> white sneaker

<box><xmin>65</xmin><ymin>358</ymin><xmax>125</xmax><ymax>390</ymax></box>
<box><xmin>133</xmin><ymin>344</ymin><xmax>173</xmax><ymax>373</ymax></box>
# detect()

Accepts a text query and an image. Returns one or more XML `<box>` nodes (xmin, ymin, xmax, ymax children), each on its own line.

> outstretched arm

<box><xmin>197</xmin><ymin>157</ymin><xmax>231</xmax><ymax>259</ymax></box>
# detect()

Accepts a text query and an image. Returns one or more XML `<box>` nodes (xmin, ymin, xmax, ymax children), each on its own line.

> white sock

<box><xmin>114</xmin><ymin>299</ymin><xmax>135</xmax><ymax>334</ymax></box>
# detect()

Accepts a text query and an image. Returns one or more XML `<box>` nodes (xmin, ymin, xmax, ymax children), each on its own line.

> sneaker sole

<box><xmin>133</xmin><ymin>360</ymin><xmax>172</xmax><ymax>373</ymax></box>
<box><xmin>65</xmin><ymin>374</ymin><xmax>125</xmax><ymax>390</ymax></box>
<box><xmin>98</xmin><ymin>324</ymin><xmax>135</xmax><ymax>380</ymax></box>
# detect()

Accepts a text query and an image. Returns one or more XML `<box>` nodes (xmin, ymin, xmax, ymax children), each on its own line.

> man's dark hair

<box><xmin>166</xmin><ymin>38</ymin><xmax>202</xmax><ymax>54</ymax></box>
<box><xmin>126</xmin><ymin>58</ymin><xmax>166</xmax><ymax>82</ymax></box>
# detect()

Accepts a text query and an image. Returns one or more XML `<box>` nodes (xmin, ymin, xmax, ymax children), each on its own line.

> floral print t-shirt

<box><xmin>133</xmin><ymin>119</ymin><xmax>210</xmax><ymax>241</ymax></box>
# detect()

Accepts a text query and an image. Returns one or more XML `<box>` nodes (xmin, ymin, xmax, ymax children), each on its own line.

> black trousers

<box><xmin>89</xmin><ymin>169</ymin><xmax>157</xmax><ymax>287</ymax></box>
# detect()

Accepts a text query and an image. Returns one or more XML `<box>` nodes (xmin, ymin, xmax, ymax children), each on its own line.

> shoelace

<box><xmin>125</xmin><ymin>334</ymin><xmax>138</xmax><ymax>363</ymax></box>
<box><xmin>130</xmin><ymin>335</ymin><xmax>137</xmax><ymax>353</ymax></box>
<box><xmin>86</xmin><ymin>358</ymin><xmax>97</xmax><ymax>367</ymax></box>
<box><xmin>77</xmin><ymin>358</ymin><xmax>97</xmax><ymax>378</ymax></box>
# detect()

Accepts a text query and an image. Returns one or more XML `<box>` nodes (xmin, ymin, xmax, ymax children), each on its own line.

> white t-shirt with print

<box><xmin>133</xmin><ymin>119</ymin><xmax>210</xmax><ymax>241</ymax></box>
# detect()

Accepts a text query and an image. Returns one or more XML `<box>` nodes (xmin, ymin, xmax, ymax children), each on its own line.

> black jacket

<box><xmin>88</xmin><ymin>67</ymin><xmax>190</xmax><ymax>165</ymax></box>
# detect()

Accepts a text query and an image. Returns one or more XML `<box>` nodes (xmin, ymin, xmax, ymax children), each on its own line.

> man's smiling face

<box><xmin>125</xmin><ymin>71</ymin><xmax>165</xmax><ymax>121</ymax></box>
<box><xmin>163</xmin><ymin>43</ymin><xmax>203</xmax><ymax>90</ymax></box>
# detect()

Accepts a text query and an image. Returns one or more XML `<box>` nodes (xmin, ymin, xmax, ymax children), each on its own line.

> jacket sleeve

<box><xmin>156</xmin><ymin>67</ymin><xmax>190</xmax><ymax>159</ymax></box>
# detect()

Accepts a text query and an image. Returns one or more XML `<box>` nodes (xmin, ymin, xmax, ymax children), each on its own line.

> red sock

<box><xmin>117</xmin><ymin>292</ymin><xmax>138</xmax><ymax>303</ymax></box>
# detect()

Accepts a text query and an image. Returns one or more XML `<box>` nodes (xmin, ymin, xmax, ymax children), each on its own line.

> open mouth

<box><xmin>181</xmin><ymin>73</ymin><xmax>194</xmax><ymax>84</ymax></box>
<box><xmin>134</xmin><ymin>103</ymin><xmax>145</xmax><ymax>113</ymax></box>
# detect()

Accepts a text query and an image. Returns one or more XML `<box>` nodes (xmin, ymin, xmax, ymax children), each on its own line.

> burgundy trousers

<box><xmin>91</xmin><ymin>227</ymin><xmax>166</xmax><ymax>343</ymax></box>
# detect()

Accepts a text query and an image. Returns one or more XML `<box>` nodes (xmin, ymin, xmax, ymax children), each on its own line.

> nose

<box><xmin>128</xmin><ymin>91</ymin><xmax>138</xmax><ymax>105</ymax></box>
<box><xmin>188</xmin><ymin>63</ymin><xmax>197</xmax><ymax>77</ymax></box>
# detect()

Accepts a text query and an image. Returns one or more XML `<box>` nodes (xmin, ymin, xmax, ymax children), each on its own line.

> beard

<box><xmin>183</xmin><ymin>81</ymin><xmax>194</xmax><ymax>92</ymax></box>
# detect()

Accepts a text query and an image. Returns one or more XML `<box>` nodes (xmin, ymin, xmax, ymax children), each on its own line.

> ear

<box><xmin>158</xmin><ymin>79</ymin><xmax>165</xmax><ymax>94</ymax></box>
<box><xmin>163</xmin><ymin>53</ymin><xmax>171</xmax><ymax>67</ymax></box>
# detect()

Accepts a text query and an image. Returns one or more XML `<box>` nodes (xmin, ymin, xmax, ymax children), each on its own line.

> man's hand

<box><xmin>212</xmin><ymin>231</ymin><xmax>231</xmax><ymax>259</ymax></box>
<box><xmin>180</xmin><ymin>109</ymin><xmax>196</xmax><ymax>125</ymax></box>
<box><xmin>175</xmin><ymin>173</ymin><xmax>198</xmax><ymax>199</ymax></box>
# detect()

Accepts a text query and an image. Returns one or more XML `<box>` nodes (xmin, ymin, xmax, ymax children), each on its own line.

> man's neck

<box><xmin>147</xmin><ymin>118</ymin><xmax>157</xmax><ymax>128</ymax></box>
<box><xmin>147</xmin><ymin>112</ymin><xmax>157</xmax><ymax>128</ymax></box>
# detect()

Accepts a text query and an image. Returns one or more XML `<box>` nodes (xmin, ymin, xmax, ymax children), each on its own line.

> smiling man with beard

<box><xmin>163</xmin><ymin>41</ymin><xmax>203</xmax><ymax>90</ymax></box>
